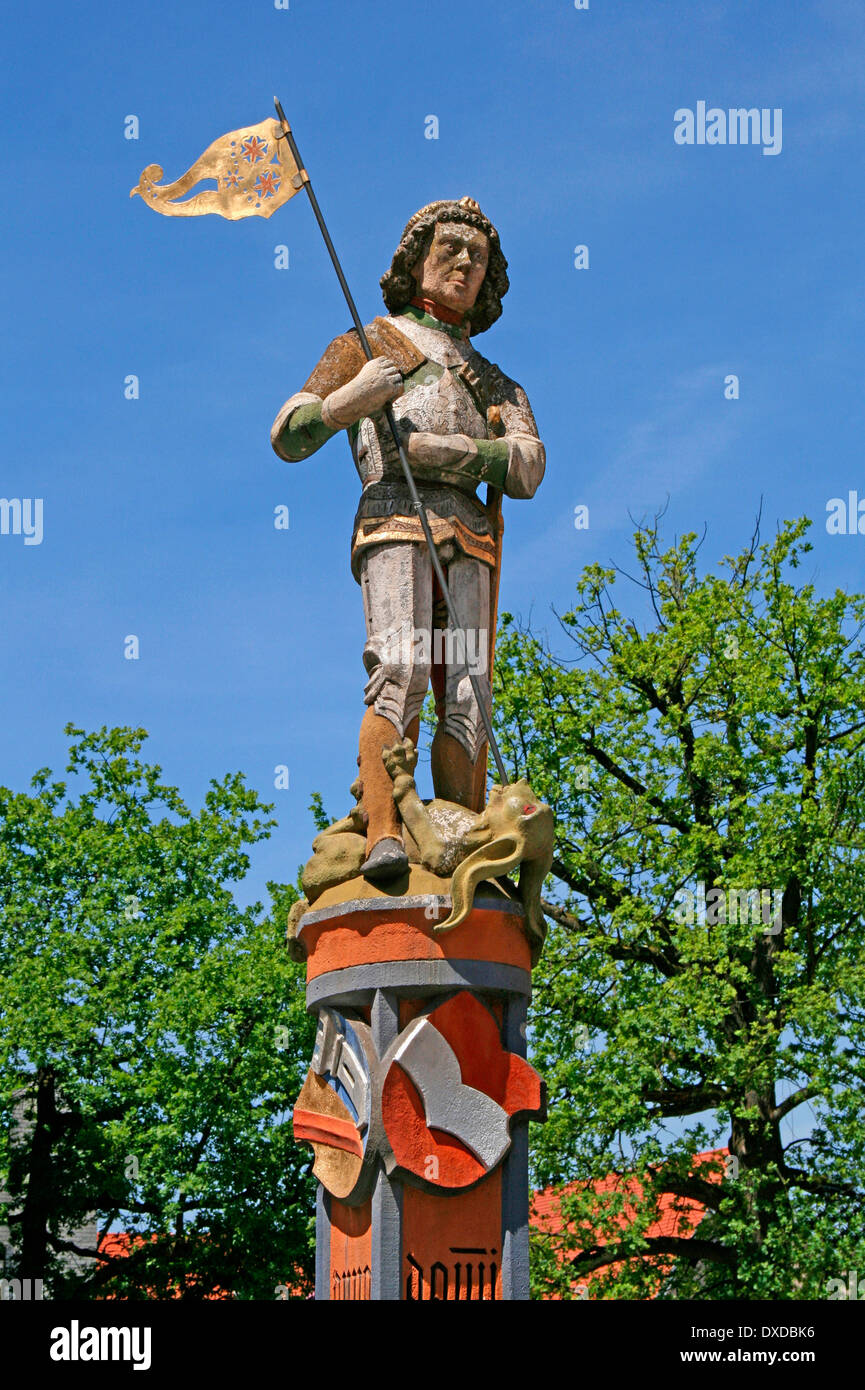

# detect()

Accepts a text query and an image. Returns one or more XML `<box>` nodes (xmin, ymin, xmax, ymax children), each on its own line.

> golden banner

<box><xmin>130</xmin><ymin>117</ymin><xmax>301</xmax><ymax>220</ymax></box>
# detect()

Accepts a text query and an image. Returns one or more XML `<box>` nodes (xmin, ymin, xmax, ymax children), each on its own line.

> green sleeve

<box><xmin>275</xmin><ymin>400</ymin><xmax>337</xmax><ymax>462</ymax></box>
<box><xmin>463</xmin><ymin>438</ymin><xmax>510</xmax><ymax>489</ymax></box>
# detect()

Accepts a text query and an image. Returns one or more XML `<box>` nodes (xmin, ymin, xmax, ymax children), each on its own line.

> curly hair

<box><xmin>380</xmin><ymin>199</ymin><xmax>509</xmax><ymax>335</ymax></box>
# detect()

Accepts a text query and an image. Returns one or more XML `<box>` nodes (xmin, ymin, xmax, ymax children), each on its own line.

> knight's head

<box><xmin>380</xmin><ymin>197</ymin><xmax>509</xmax><ymax>335</ymax></box>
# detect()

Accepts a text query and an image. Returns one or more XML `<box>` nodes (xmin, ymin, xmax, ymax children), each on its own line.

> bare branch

<box><xmin>569</xmin><ymin>1236</ymin><xmax>735</xmax><ymax>1275</ymax></box>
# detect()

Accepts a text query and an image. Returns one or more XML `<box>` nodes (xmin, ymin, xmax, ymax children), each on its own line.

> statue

<box><xmin>271</xmin><ymin>197</ymin><xmax>546</xmax><ymax>882</ymax></box>
<box><xmin>132</xmin><ymin>100</ymin><xmax>554</xmax><ymax>1298</ymax></box>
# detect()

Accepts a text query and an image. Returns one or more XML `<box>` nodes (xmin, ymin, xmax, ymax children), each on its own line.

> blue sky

<box><xmin>2</xmin><ymin>0</ymin><xmax>863</xmax><ymax>911</ymax></box>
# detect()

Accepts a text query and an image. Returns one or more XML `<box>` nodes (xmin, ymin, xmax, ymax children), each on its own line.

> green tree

<box><xmin>493</xmin><ymin>518</ymin><xmax>865</xmax><ymax>1299</ymax></box>
<box><xmin>0</xmin><ymin>725</ymin><xmax>316</xmax><ymax>1299</ymax></box>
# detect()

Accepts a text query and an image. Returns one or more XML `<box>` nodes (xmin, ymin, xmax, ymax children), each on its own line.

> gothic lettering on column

<box><xmin>404</xmin><ymin>1247</ymin><xmax>498</xmax><ymax>1300</ymax></box>
<box><xmin>405</xmin><ymin>1252</ymin><xmax>423</xmax><ymax>1301</ymax></box>
<box><xmin>331</xmin><ymin>1265</ymin><xmax>371</xmax><ymax>1300</ymax></box>
<box><xmin>430</xmin><ymin>1261</ymin><xmax>448</xmax><ymax>1299</ymax></box>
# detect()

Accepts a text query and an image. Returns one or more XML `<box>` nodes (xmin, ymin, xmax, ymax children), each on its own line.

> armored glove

<box><xmin>404</xmin><ymin>432</ymin><xmax>477</xmax><ymax>471</ymax></box>
<box><xmin>320</xmin><ymin>357</ymin><xmax>404</xmax><ymax>429</ymax></box>
<box><xmin>402</xmin><ymin>430</ymin><xmax>511</xmax><ymax>489</ymax></box>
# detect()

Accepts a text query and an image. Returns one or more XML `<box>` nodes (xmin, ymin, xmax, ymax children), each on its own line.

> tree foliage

<box><xmin>493</xmin><ymin>517</ymin><xmax>865</xmax><ymax>1299</ymax></box>
<box><xmin>4</xmin><ymin>515</ymin><xmax>863</xmax><ymax>1303</ymax></box>
<box><xmin>0</xmin><ymin>725</ymin><xmax>315</xmax><ymax>1299</ymax></box>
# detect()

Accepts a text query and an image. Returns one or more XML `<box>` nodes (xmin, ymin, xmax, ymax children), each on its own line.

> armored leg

<box><xmin>431</xmin><ymin>733</ymin><xmax>488</xmax><ymax>813</ymax></box>
<box><xmin>358</xmin><ymin>545</ymin><xmax>433</xmax><ymax>876</ymax></box>
<box><xmin>431</xmin><ymin>553</ymin><xmax>491</xmax><ymax>811</ymax></box>
<box><xmin>358</xmin><ymin>708</ymin><xmax>404</xmax><ymax>875</ymax></box>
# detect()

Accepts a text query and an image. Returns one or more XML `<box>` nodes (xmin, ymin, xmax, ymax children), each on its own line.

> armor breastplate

<box><xmin>354</xmin><ymin>364</ymin><xmax>488</xmax><ymax>490</ymax></box>
<box><xmin>347</xmin><ymin>317</ymin><xmax>500</xmax><ymax>579</ymax></box>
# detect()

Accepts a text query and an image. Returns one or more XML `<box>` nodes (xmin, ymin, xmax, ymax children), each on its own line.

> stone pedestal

<box><xmin>292</xmin><ymin>893</ymin><xmax>545</xmax><ymax>1300</ymax></box>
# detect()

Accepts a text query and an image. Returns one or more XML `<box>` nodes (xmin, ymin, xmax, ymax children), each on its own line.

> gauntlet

<box><xmin>320</xmin><ymin>356</ymin><xmax>404</xmax><ymax>429</ymax></box>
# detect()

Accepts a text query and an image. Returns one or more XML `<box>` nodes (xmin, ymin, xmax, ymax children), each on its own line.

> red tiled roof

<box><xmin>95</xmin><ymin>1150</ymin><xmax>727</xmax><ymax>1299</ymax></box>
<box><xmin>96</xmin><ymin>1232</ymin><xmax>232</xmax><ymax>1300</ymax></box>
<box><xmin>531</xmin><ymin>1148</ymin><xmax>728</xmax><ymax>1296</ymax></box>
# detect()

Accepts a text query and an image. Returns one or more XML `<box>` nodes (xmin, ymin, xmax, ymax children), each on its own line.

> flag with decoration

<box><xmin>130</xmin><ymin>117</ymin><xmax>302</xmax><ymax>220</ymax></box>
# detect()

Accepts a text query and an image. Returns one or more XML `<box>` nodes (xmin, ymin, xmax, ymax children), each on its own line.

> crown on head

<box><xmin>400</xmin><ymin>196</ymin><xmax>489</xmax><ymax>241</ymax></box>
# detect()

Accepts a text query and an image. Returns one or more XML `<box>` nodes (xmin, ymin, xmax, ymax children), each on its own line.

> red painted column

<box><xmin>292</xmin><ymin>895</ymin><xmax>545</xmax><ymax>1300</ymax></box>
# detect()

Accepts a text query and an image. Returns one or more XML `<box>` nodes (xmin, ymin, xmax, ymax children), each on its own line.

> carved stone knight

<box><xmin>271</xmin><ymin>197</ymin><xmax>545</xmax><ymax>882</ymax></box>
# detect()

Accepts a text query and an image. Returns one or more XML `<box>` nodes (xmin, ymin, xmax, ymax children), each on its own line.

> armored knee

<box><xmin>362</xmin><ymin>624</ymin><xmax>432</xmax><ymax>735</ymax></box>
<box><xmin>442</xmin><ymin>669</ymin><xmax>491</xmax><ymax>763</ymax></box>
